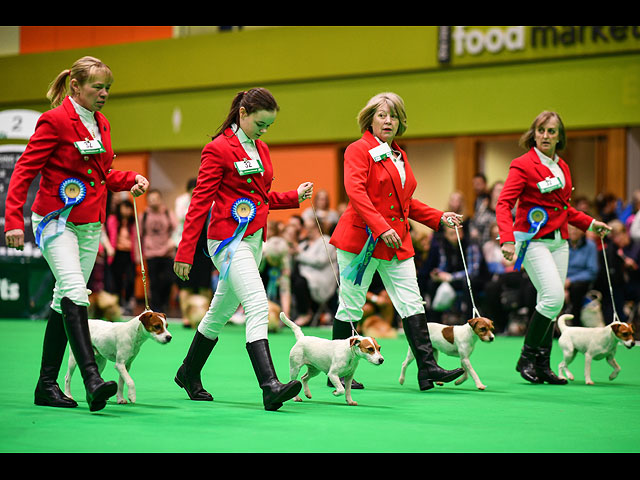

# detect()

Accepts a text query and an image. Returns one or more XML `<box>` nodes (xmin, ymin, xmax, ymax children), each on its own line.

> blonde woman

<box><xmin>4</xmin><ymin>56</ymin><xmax>149</xmax><ymax>411</ymax></box>
<box><xmin>329</xmin><ymin>92</ymin><xmax>464</xmax><ymax>391</ymax></box>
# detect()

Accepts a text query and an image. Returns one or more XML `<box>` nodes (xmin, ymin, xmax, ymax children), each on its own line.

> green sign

<box><xmin>438</xmin><ymin>26</ymin><xmax>640</xmax><ymax>65</ymax></box>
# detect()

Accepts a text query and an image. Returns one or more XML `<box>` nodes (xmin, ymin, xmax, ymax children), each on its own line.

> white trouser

<box><xmin>335</xmin><ymin>248</ymin><xmax>425</xmax><ymax>324</ymax></box>
<box><xmin>31</xmin><ymin>213</ymin><xmax>102</xmax><ymax>314</ymax></box>
<box><xmin>198</xmin><ymin>229</ymin><xmax>269</xmax><ymax>343</ymax></box>
<box><xmin>519</xmin><ymin>233</ymin><xmax>569</xmax><ymax>320</ymax></box>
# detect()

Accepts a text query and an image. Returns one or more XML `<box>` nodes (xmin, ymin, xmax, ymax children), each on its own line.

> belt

<box><xmin>540</xmin><ymin>229</ymin><xmax>559</xmax><ymax>240</ymax></box>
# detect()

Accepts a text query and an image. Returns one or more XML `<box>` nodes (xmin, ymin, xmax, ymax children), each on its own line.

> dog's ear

<box><xmin>349</xmin><ymin>337</ymin><xmax>360</xmax><ymax>348</ymax></box>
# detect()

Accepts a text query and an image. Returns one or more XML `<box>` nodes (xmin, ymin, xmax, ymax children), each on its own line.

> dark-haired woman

<box><xmin>173</xmin><ymin>88</ymin><xmax>313</xmax><ymax>411</ymax></box>
<box><xmin>3</xmin><ymin>56</ymin><xmax>148</xmax><ymax>412</ymax></box>
<box><xmin>496</xmin><ymin>110</ymin><xmax>611</xmax><ymax>385</ymax></box>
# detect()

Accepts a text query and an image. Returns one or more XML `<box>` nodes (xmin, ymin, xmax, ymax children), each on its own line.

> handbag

<box><xmin>432</xmin><ymin>282</ymin><xmax>456</xmax><ymax>312</ymax></box>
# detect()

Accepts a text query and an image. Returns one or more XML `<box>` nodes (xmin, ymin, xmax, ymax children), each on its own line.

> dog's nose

<box><xmin>379</xmin><ymin>358</ymin><xmax>384</xmax><ymax>364</ymax></box>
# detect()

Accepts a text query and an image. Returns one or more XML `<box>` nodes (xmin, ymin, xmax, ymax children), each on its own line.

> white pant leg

<box><xmin>32</xmin><ymin>213</ymin><xmax>101</xmax><ymax>313</ymax></box>
<box><xmin>376</xmin><ymin>256</ymin><xmax>425</xmax><ymax>319</ymax></box>
<box><xmin>198</xmin><ymin>230</ymin><xmax>269</xmax><ymax>343</ymax></box>
<box><xmin>335</xmin><ymin>249</ymin><xmax>380</xmax><ymax>323</ymax></box>
<box><xmin>521</xmin><ymin>237</ymin><xmax>568</xmax><ymax>320</ymax></box>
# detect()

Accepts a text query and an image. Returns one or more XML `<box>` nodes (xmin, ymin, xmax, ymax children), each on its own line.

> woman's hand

<box><xmin>131</xmin><ymin>175</ymin><xmax>149</xmax><ymax>197</ymax></box>
<box><xmin>5</xmin><ymin>229</ymin><xmax>24</xmax><ymax>251</ymax></box>
<box><xmin>174</xmin><ymin>261</ymin><xmax>192</xmax><ymax>281</ymax></box>
<box><xmin>297</xmin><ymin>182</ymin><xmax>314</xmax><ymax>203</ymax></box>
<box><xmin>592</xmin><ymin>220</ymin><xmax>612</xmax><ymax>238</ymax></box>
<box><xmin>380</xmin><ymin>228</ymin><xmax>402</xmax><ymax>249</ymax></box>
<box><xmin>441</xmin><ymin>212</ymin><xmax>463</xmax><ymax>229</ymax></box>
<box><xmin>501</xmin><ymin>242</ymin><xmax>515</xmax><ymax>262</ymax></box>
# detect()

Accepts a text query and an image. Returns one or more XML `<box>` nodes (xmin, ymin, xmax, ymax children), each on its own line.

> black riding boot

<box><xmin>535</xmin><ymin>321</ymin><xmax>567</xmax><ymax>384</ymax></box>
<box><xmin>517</xmin><ymin>309</ymin><xmax>559</xmax><ymax>384</ymax></box>
<box><xmin>175</xmin><ymin>331</ymin><xmax>218</xmax><ymax>401</ymax></box>
<box><xmin>328</xmin><ymin>319</ymin><xmax>364</xmax><ymax>389</ymax></box>
<box><xmin>516</xmin><ymin>344</ymin><xmax>542</xmax><ymax>383</ymax></box>
<box><xmin>60</xmin><ymin>297</ymin><xmax>117</xmax><ymax>412</ymax></box>
<box><xmin>246</xmin><ymin>339</ymin><xmax>301</xmax><ymax>411</ymax></box>
<box><xmin>402</xmin><ymin>313</ymin><xmax>464</xmax><ymax>390</ymax></box>
<box><xmin>34</xmin><ymin>308</ymin><xmax>78</xmax><ymax>408</ymax></box>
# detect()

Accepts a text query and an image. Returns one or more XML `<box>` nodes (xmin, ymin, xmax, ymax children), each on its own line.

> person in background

<box><xmin>141</xmin><ymin>189</ymin><xmax>177</xmax><ymax>313</ymax></box>
<box><xmin>3</xmin><ymin>56</ymin><xmax>148</xmax><ymax>412</ymax></box>
<box><xmin>173</xmin><ymin>87</ymin><xmax>313</xmax><ymax>411</ymax></box>
<box><xmin>301</xmin><ymin>188</ymin><xmax>340</xmax><ymax>233</ymax></box>
<box><xmin>496</xmin><ymin>110</ymin><xmax>611</xmax><ymax>385</ymax></box>
<box><xmin>329</xmin><ymin>92</ymin><xmax>464</xmax><ymax>392</ymax></box>
<box><xmin>564</xmin><ymin>224</ymin><xmax>599</xmax><ymax>326</ymax></box>
<box><xmin>106</xmin><ymin>197</ymin><xmax>139</xmax><ymax>315</ymax></box>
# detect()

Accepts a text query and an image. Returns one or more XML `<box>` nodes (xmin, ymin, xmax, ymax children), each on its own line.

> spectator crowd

<box><xmin>87</xmin><ymin>175</ymin><xmax>640</xmax><ymax>339</ymax></box>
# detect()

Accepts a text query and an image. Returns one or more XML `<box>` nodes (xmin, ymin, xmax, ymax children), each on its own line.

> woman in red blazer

<box><xmin>3</xmin><ymin>56</ymin><xmax>149</xmax><ymax>412</ymax></box>
<box><xmin>329</xmin><ymin>92</ymin><xmax>464</xmax><ymax>391</ymax></box>
<box><xmin>496</xmin><ymin>111</ymin><xmax>610</xmax><ymax>384</ymax></box>
<box><xmin>173</xmin><ymin>88</ymin><xmax>312</xmax><ymax>411</ymax></box>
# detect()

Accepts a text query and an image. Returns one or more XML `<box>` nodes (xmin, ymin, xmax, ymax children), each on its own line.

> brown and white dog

<box><xmin>65</xmin><ymin>311</ymin><xmax>172</xmax><ymax>404</ymax></box>
<box><xmin>280</xmin><ymin>312</ymin><xmax>383</xmax><ymax>406</ymax></box>
<box><xmin>399</xmin><ymin>317</ymin><xmax>495</xmax><ymax>390</ymax></box>
<box><xmin>557</xmin><ymin>313</ymin><xmax>635</xmax><ymax>385</ymax></box>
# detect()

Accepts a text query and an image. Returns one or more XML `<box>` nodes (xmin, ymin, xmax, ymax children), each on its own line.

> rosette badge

<box><xmin>35</xmin><ymin>178</ymin><xmax>87</xmax><ymax>249</ymax></box>
<box><xmin>213</xmin><ymin>198</ymin><xmax>257</xmax><ymax>280</ymax></box>
<box><xmin>513</xmin><ymin>206</ymin><xmax>548</xmax><ymax>271</ymax></box>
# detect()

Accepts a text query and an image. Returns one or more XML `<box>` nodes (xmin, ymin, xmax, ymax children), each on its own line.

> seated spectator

<box><xmin>427</xmin><ymin>225</ymin><xmax>487</xmax><ymax>322</ymax></box>
<box><xmin>564</xmin><ymin>224</ymin><xmax>599</xmax><ymax>326</ymax></box>
<box><xmin>596</xmin><ymin>220</ymin><xmax>640</xmax><ymax>323</ymax></box>
<box><xmin>260</xmin><ymin>235</ymin><xmax>292</xmax><ymax>330</ymax></box>
<box><xmin>301</xmin><ymin>189</ymin><xmax>339</xmax><ymax>233</ymax></box>
<box><xmin>291</xmin><ymin>217</ymin><xmax>338</xmax><ymax>326</ymax></box>
<box><xmin>469</xmin><ymin>180</ymin><xmax>503</xmax><ymax>246</ymax></box>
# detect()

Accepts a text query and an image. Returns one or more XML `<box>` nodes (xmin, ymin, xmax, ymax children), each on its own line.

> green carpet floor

<box><xmin>1</xmin><ymin>318</ymin><xmax>639</xmax><ymax>453</ymax></box>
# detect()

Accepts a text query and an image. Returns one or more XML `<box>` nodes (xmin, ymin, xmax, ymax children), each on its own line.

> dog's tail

<box><xmin>279</xmin><ymin>312</ymin><xmax>305</xmax><ymax>341</ymax></box>
<box><xmin>557</xmin><ymin>314</ymin><xmax>574</xmax><ymax>333</ymax></box>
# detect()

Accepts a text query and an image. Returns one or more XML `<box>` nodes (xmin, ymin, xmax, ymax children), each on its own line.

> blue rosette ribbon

<box><xmin>213</xmin><ymin>198</ymin><xmax>256</xmax><ymax>280</ymax></box>
<box><xmin>35</xmin><ymin>178</ymin><xmax>87</xmax><ymax>249</ymax></box>
<box><xmin>513</xmin><ymin>206</ymin><xmax>549</xmax><ymax>271</ymax></box>
<box><xmin>342</xmin><ymin>227</ymin><xmax>378</xmax><ymax>285</ymax></box>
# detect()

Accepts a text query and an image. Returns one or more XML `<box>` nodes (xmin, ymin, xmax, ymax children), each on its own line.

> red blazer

<box><xmin>330</xmin><ymin>131</ymin><xmax>443</xmax><ymax>261</ymax></box>
<box><xmin>496</xmin><ymin>147</ymin><xmax>593</xmax><ymax>245</ymax></box>
<box><xmin>4</xmin><ymin>97</ymin><xmax>137</xmax><ymax>233</ymax></box>
<box><xmin>174</xmin><ymin>128</ymin><xmax>299</xmax><ymax>265</ymax></box>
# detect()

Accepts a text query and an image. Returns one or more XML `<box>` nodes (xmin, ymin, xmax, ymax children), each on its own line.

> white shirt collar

<box><xmin>534</xmin><ymin>146</ymin><xmax>558</xmax><ymax>164</ymax></box>
<box><xmin>232</xmin><ymin>123</ymin><xmax>254</xmax><ymax>146</ymax></box>
<box><xmin>69</xmin><ymin>96</ymin><xmax>96</xmax><ymax>123</ymax></box>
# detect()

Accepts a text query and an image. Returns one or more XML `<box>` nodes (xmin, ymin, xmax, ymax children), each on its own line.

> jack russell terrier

<box><xmin>65</xmin><ymin>311</ymin><xmax>172</xmax><ymax>404</ymax></box>
<box><xmin>557</xmin><ymin>313</ymin><xmax>635</xmax><ymax>385</ymax></box>
<box><xmin>399</xmin><ymin>317</ymin><xmax>495</xmax><ymax>390</ymax></box>
<box><xmin>280</xmin><ymin>312</ymin><xmax>383</xmax><ymax>406</ymax></box>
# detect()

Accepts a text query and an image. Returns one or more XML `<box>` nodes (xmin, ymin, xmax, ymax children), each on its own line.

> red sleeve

<box><xmin>268</xmin><ymin>189</ymin><xmax>299</xmax><ymax>210</ymax></box>
<box><xmin>408</xmin><ymin>198</ymin><xmax>443</xmax><ymax>231</ymax></box>
<box><xmin>496</xmin><ymin>160</ymin><xmax>527</xmax><ymax>244</ymax></box>
<box><xmin>174</xmin><ymin>143</ymin><xmax>224</xmax><ymax>265</ymax></box>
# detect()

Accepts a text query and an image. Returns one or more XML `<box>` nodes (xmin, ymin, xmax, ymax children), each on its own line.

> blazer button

<box><xmin>100</xmin><ymin>180</ymin><xmax>105</xmax><ymax>185</ymax></box>
<box><xmin>83</xmin><ymin>156</ymin><xmax>89</xmax><ymax>161</ymax></box>
<box><xmin>90</xmin><ymin>181</ymin><xmax>95</xmax><ymax>187</ymax></box>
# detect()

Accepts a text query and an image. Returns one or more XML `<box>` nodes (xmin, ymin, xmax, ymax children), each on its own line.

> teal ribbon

<box><xmin>213</xmin><ymin>198</ymin><xmax>256</xmax><ymax>280</ymax></box>
<box><xmin>35</xmin><ymin>178</ymin><xmax>86</xmax><ymax>249</ymax></box>
<box><xmin>513</xmin><ymin>206</ymin><xmax>549</xmax><ymax>271</ymax></box>
<box><xmin>342</xmin><ymin>227</ymin><xmax>378</xmax><ymax>285</ymax></box>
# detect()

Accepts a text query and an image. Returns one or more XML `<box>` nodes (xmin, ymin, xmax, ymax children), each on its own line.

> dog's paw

<box><xmin>117</xmin><ymin>398</ymin><xmax>128</xmax><ymax>404</ymax></box>
<box><xmin>609</xmin><ymin>371</ymin><xmax>619</xmax><ymax>381</ymax></box>
<box><xmin>294</xmin><ymin>395</ymin><xmax>303</xmax><ymax>402</ymax></box>
<box><xmin>586</xmin><ymin>379</ymin><xmax>595</xmax><ymax>385</ymax></box>
<box><xmin>398</xmin><ymin>375</ymin><xmax>405</xmax><ymax>385</ymax></box>
<box><xmin>347</xmin><ymin>399</ymin><xmax>358</xmax><ymax>406</ymax></box>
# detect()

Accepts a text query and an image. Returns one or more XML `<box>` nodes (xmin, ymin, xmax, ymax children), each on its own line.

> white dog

<box><xmin>399</xmin><ymin>317</ymin><xmax>495</xmax><ymax>390</ymax></box>
<box><xmin>557</xmin><ymin>313</ymin><xmax>635</xmax><ymax>385</ymax></box>
<box><xmin>65</xmin><ymin>311</ymin><xmax>172</xmax><ymax>404</ymax></box>
<box><xmin>280</xmin><ymin>312</ymin><xmax>383</xmax><ymax>406</ymax></box>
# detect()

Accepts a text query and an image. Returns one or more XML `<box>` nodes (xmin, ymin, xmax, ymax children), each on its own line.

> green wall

<box><xmin>1</xmin><ymin>26</ymin><xmax>639</xmax><ymax>152</ymax></box>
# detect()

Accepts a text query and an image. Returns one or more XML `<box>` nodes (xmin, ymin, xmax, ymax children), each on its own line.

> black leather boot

<box><xmin>61</xmin><ymin>297</ymin><xmax>117</xmax><ymax>412</ymax></box>
<box><xmin>535</xmin><ymin>322</ymin><xmax>567</xmax><ymax>384</ymax></box>
<box><xmin>246</xmin><ymin>339</ymin><xmax>301</xmax><ymax>411</ymax></box>
<box><xmin>516</xmin><ymin>344</ymin><xmax>542</xmax><ymax>383</ymax></box>
<box><xmin>535</xmin><ymin>347</ymin><xmax>567</xmax><ymax>384</ymax></box>
<box><xmin>402</xmin><ymin>313</ymin><xmax>464</xmax><ymax>390</ymax></box>
<box><xmin>34</xmin><ymin>308</ymin><xmax>78</xmax><ymax>408</ymax></box>
<box><xmin>328</xmin><ymin>319</ymin><xmax>364</xmax><ymax>389</ymax></box>
<box><xmin>175</xmin><ymin>331</ymin><xmax>218</xmax><ymax>401</ymax></box>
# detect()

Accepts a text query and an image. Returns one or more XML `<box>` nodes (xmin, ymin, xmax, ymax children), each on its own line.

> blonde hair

<box><xmin>519</xmin><ymin>110</ymin><xmax>566</xmax><ymax>151</ymax></box>
<box><xmin>357</xmin><ymin>92</ymin><xmax>408</xmax><ymax>137</ymax></box>
<box><xmin>46</xmin><ymin>56</ymin><xmax>113</xmax><ymax>108</ymax></box>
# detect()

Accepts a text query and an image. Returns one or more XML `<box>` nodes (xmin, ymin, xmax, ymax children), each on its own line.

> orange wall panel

<box><xmin>20</xmin><ymin>26</ymin><xmax>173</xmax><ymax>54</ymax></box>
<box><xmin>267</xmin><ymin>144</ymin><xmax>340</xmax><ymax>224</ymax></box>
